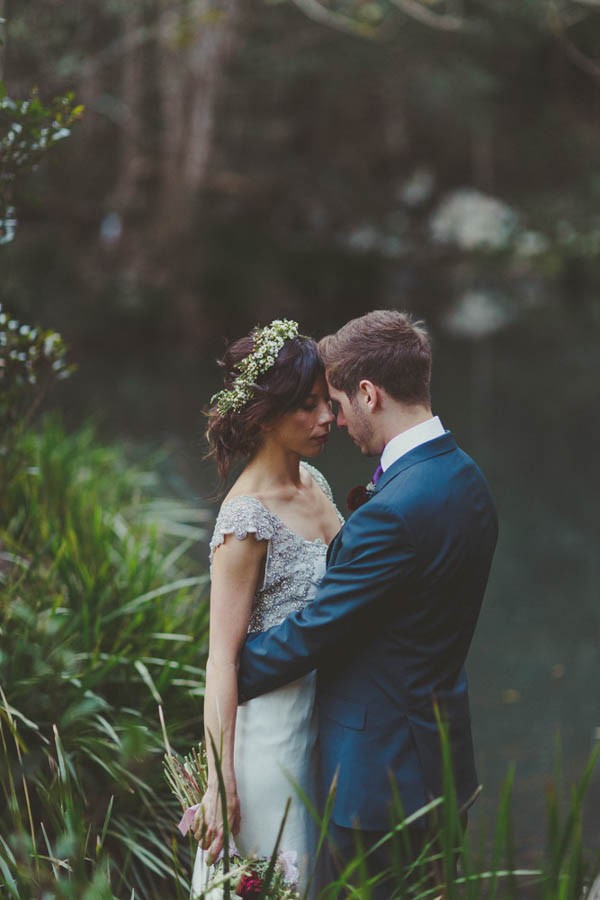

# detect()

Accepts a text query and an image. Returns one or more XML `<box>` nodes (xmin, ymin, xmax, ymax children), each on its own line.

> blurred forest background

<box><xmin>3</xmin><ymin>0</ymin><xmax>600</xmax><ymax>345</ymax></box>
<box><xmin>2</xmin><ymin>0</ymin><xmax>600</xmax><ymax>893</ymax></box>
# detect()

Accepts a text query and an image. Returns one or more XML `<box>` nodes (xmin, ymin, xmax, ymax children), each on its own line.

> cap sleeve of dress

<box><xmin>209</xmin><ymin>496</ymin><xmax>276</xmax><ymax>562</ymax></box>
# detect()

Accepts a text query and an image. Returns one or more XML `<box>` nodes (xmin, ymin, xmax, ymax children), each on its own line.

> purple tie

<box><xmin>372</xmin><ymin>463</ymin><xmax>383</xmax><ymax>485</ymax></box>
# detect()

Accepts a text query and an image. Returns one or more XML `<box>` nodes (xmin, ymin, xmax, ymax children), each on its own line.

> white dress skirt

<box><xmin>191</xmin><ymin>673</ymin><xmax>319</xmax><ymax>897</ymax></box>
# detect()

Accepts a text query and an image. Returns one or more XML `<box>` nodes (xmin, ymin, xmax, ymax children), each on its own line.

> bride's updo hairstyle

<box><xmin>206</xmin><ymin>328</ymin><xmax>323</xmax><ymax>483</ymax></box>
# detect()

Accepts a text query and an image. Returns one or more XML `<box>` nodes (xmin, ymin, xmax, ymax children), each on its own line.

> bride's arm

<box><xmin>195</xmin><ymin>533</ymin><xmax>267</xmax><ymax>863</ymax></box>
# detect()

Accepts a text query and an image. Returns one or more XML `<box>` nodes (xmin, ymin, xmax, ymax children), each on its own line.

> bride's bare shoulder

<box><xmin>222</xmin><ymin>479</ymin><xmax>263</xmax><ymax>506</ymax></box>
<box><xmin>221</xmin><ymin>465</ymin><xmax>283</xmax><ymax>507</ymax></box>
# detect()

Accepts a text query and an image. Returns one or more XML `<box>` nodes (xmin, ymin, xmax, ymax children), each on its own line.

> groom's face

<box><xmin>326</xmin><ymin>379</ymin><xmax>377</xmax><ymax>456</ymax></box>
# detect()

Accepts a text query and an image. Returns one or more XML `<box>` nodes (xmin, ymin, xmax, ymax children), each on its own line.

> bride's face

<box><xmin>267</xmin><ymin>375</ymin><xmax>334</xmax><ymax>457</ymax></box>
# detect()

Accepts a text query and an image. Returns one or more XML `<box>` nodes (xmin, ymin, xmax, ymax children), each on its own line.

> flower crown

<box><xmin>211</xmin><ymin>319</ymin><xmax>300</xmax><ymax>415</ymax></box>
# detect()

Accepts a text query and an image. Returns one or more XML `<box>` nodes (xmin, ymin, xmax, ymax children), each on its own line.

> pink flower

<box><xmin>177</xmin><ymin>803</ymin><xmax>201</xmax><ymax>836</ymax></box>
<box><xmin>278</xmin><ymin>850</ymin><xmax>299</xmax><ymax>884</ymax></box>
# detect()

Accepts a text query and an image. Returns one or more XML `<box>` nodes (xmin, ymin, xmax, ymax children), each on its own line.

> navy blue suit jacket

<box><xmin>238</xmin><ymin>433</ymin><xmax>498</xmax><ymax>830</ymax></box>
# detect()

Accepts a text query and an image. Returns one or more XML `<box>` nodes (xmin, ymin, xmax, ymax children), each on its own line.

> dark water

<box><xmin>54</xmin><ymin>307</ymin><xmax>600</xmax><ymax>860</ymax></box>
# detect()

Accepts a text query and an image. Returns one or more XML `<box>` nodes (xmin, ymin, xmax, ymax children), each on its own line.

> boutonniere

<box><xmin>347</xmin><ymin>480</ymin><xmax>377</xmax><ymax>512</ymax></box>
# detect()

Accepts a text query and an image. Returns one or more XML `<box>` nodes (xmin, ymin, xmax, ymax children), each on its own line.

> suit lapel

<box><xmin>326</xmin><ymin>527</ymin><xmax>344</xmax><ymax>566</ymax></box>
<box><xmin>375</xmin><ymin>431</ymin><xmax>457</xmax><ymax>494</ymax></box>
<box><xmin>327</xmin><ymin>434</ymin><xmax>456</xmax><ymax>566</ymax></box>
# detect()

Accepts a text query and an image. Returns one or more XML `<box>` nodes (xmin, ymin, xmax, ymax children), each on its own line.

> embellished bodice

<box><xmin>209</xmin><ymin>464</ymin><xmax>343</xmax><ymax>633</ymax></box>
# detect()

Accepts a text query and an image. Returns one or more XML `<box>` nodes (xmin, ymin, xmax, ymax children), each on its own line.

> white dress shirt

<box><xmin>380</xmin><ymin>415</ymin><xmax>445</xmax><ymax>472</ymax></box>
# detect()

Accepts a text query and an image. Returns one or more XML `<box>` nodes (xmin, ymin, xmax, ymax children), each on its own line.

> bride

<box><xmin>191</xmin><ymin>320</ymin><xmax>342</xmax><ymax>897</ymax></box>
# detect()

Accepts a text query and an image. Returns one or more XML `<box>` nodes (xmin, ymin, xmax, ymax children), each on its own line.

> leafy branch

<box><xmin>0</xmin><ymin>83</ymin><xmax>83</xmax><ymax>243</ymax></box>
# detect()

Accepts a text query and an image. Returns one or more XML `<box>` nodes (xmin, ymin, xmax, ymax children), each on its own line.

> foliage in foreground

<box><xmin>183</xmin><ymin>718</ymin><xmax>600</xmax><ymax>900</ymax></box>
<box><xmin>0</xmin><ymin>419</ymin><xmax>210</xmax><ymax>897</ymax></box>
<box><xmin>0</xmin><ymin>301</ymin><xmax>74</xmax><ymax>456</ymax></box>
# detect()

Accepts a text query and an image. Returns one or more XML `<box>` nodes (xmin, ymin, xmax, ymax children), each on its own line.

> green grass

<box><xmin>173</xmin><ymin>710</ymin><xmax>600</xmax><ymax>899</ymax></box>
<box><xmin>0</xmin><ymin>419</ymin><xmax>210</xmax><ymax>897</ymax></box>
<box><xmin>179</xmin><ymin>727</ymin><xmax>600</xmax><ymax>899</ymax></box>
<box><xmin>309</xmin><ymin>720</ymin><xmax>600</xmax><ymax>899</ymax></box>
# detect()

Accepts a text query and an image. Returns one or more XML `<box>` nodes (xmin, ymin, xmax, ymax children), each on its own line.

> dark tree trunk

<box><xmin>0</xmin><ymin>0</ymin><xmax>6</xmax><ymax>81</ymax></box>
<box><xmin>113</xmin><ymin>2</ymin><xmax>147</xmax><ymax>217</ymax></box>
<box><xmin>157</xmin><ymin>0</ymin><xmax>239</xmax><ymax>241</ymax></box>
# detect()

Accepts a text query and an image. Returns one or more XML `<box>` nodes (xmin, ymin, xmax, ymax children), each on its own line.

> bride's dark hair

<box><xmin>206</xmin><ymin>332</ymin><xmax>324</xmax><ymax>483</ymax></box>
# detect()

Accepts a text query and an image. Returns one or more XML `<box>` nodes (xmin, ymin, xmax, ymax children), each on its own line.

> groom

<box><xmin>237</xmin><ymin>310</ymin><xmax>498</xmax><ymax>888</ymax></box>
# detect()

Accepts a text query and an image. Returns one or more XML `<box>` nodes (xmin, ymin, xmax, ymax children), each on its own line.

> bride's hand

<box><xmin>192</xmin><ymin>781</ymin><xmax>241</xmax><ymax>864</ymax></box>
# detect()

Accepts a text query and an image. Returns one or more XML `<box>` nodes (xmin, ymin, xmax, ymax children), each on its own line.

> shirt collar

<box><xmin>380</xmin><ymin>415</ymin><xmax>445</xmax><ymax>472</ymax></box>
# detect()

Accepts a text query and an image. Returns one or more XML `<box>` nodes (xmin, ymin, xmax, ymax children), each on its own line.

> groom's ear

<box><xmin>357</xmin><ymin>379</ymin><xmax>382</xmax><ymax>412</ymax></box>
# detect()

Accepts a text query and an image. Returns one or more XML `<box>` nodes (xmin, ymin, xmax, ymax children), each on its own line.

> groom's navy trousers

<box><xmin>238</xmin><ymin>433</ymin><xmax>497</xmax><ymax>856</ymax></box>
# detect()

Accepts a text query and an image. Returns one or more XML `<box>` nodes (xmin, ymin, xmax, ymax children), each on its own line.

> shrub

<box><xmin>0</xmin><ymin>419</ymin><xmax>210</xmax><ymax>897</ymax></box>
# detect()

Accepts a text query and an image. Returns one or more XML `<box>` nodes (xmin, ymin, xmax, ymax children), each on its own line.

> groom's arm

<box><xmin>238</xmin><ymin>497</ymin><xmax>416</xmax><ymax>701</ymax></box>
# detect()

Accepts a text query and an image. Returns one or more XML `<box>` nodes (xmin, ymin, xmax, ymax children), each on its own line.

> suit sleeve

<box><xmin>238</xmin><ymin>497</ymin><xmax>416</xmax><ymax>701</ymax></box>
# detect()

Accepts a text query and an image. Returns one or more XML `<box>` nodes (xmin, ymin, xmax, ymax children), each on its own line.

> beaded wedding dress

<box><xmin>191</xmin><ymin>464</ymin><xmax>343</xmax><ymax>899</ymax></box>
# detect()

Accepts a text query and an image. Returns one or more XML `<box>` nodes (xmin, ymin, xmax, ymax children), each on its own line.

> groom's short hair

<box><xmin>319</xmin><ymin>310</ymin><xmax>431</xmax><ymax>405</ymax></box>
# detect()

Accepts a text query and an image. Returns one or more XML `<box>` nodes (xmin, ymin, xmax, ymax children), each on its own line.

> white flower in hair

<box><xmin>211</xmin><ymin>319</ymin><xmax>300</xmax><ymax>415</ymax></box>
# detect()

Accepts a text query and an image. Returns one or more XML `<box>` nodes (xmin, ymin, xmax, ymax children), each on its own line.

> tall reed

<box><xmin>172</xmin><ymin>718</ymin><xmax>599</xmax><ymax>899</ymax></box>
<box><xmin>1</xmin><ymin>418</ymin><xmax>210</xmax><ymax>897</ymax></box>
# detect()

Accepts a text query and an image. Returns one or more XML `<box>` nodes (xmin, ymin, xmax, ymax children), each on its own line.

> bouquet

<box><xmin>164</xmin><ymin>743</ymin><xmax>300</xmax><ymax>899</ymax></box>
